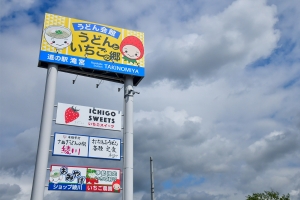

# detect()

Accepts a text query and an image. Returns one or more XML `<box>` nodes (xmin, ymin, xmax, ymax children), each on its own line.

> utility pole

<box><xmin>150</xmin><ymin>157</ymin><xmax>155</xmax><ymax>200</ymax></box>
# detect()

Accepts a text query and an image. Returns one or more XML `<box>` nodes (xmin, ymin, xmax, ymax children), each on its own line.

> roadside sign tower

<box><xmin>31</xmin><ymin>13</ymin><xmax>144</xmax><ymax>200</ymax></box>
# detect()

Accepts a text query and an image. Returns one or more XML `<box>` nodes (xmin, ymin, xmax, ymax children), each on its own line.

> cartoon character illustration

<box><xmin>49</xmin><ymin>169</ymin><xmax>63</xmax><ymax>184</ymax></box>
<box><xmin>44</xmin><ymin>25</ymin><xmax>72</xmax><ymax>52</ymax></box>
<box><xmin>112</xmin><ymin>179</ymin><xmax>121</xmax><ymax>192</ymax></box>
<box><xmin>120</xmin><ymin>36</ymin><xmax>144</xmax><ymax>66</ymax></box>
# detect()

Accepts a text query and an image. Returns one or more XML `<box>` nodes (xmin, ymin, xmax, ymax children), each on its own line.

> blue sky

<box><xmin>0</xmin><ymin>0</ymin><xmax>300</xmax><ymax>200</ymax></box>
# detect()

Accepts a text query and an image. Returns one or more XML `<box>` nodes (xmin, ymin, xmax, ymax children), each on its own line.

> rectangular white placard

<box><xmin>53</xmin><ymin>133</ymin><xmax>89</xmax><ymax>157</ymax></box>
<box><xmin>52</xmin><ymin>132</ymin><xmax>121</xmax><ymax>160</ymax></box>
<box><xmin>56</xmin><ymin>102</ymin><xmax>122</xmax><ymax>131</ymax></box>
<box><xmin>89</xmin><ymin>137</ymin><xmax>121</xmax><ymax>160</ymax></box>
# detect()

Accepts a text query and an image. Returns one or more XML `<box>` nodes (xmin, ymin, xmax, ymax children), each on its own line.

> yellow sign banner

<box><xmin>39</xmin><ymin>13</ymin><xmax>145</xmax><ymax>78</ymax></box>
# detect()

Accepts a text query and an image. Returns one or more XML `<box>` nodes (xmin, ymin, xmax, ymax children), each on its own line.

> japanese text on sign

<box><xmin>55</xmin><ymin>102</ymin><xmax>122</xmax><ymax>131</ymax></box>
<box><xmin>39</xmin><ymin>13</ymin><xmax>145</xmax><ymax>79</ymax></box>
<box><xmin>53</xmin><ymin>132</ymin><xmax>121</xmax><ymax>160</ymax></box>
<box><xmin>48</xmin><ymin>165</ymin><xmax>121</xmax><ymax>193</ymax></box>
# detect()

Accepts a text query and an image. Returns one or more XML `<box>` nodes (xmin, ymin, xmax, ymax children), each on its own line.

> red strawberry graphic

<box><xmin>64</xmin><ymin>106</ymin><xmax>80</xmax><ymax>123</ymax></box>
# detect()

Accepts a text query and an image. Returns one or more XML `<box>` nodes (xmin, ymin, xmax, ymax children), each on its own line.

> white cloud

<box><xmin>145</xmin><ymin>0</ymin><xmax>280</xmax><ymax>87</ymax></box>
<box><xmin>0</xmin><ymin>172</ymin><xmax>33</xmax><ymax>200</ymax></box>
<box><xmin>290</xmin><ymin>189</ymin><xmax>300</xmax><ymax>197</ymax></box>
<box><xmin>0</xmin><ymin>0</ymin><xmax>37</xmax><ymax>18</ymax></box>
<box><xmin>245</xmin><ymin>129</ymin><xmax>300</xmax><ymax>173</ymax></box>
<box><xmin>135</xmin><ymin>106</ymin><xmax>202</xmax><ymax>126</ymax></box>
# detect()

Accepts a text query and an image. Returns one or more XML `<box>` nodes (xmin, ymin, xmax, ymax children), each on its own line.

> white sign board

<box><xmin>48</xmin><ymin>165</ymin><xmax>121</xmax><ymax>193</ymax></box>
<box><xmin>56</xmin><ymin>102</ymin><xmax>122</xmax><ymax>131</ymax></box>
<box><xmin>89</xmin><ymin>136</ymin><xmax>121</xmax><ymax>160</ymax></box>
<box><xmin>53</xmin><ymin>132</ymin><xmax>121</xmax><ymax>160</ymax></box>
<box><xmin>52</xmin><ymin>133</ymin><xmax>89</xmax><ymax>157</ymax></box>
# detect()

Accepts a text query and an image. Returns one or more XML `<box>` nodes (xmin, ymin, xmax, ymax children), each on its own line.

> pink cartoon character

<box><xmin>120</xmin><ymin>36</ymin><xmax>144</xmax><ymax>66</ymax></box>
<box><xmin>112</xmin><ymin>179</ymin><xmax>121</xmax><ymax>192</ymax></box>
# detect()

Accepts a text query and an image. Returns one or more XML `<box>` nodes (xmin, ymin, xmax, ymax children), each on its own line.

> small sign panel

<box><xmin>89</xmin><ymin>136</ymin><xmax>121</xmax><ymax>160</ymax></box>
<box><xmin>55</xmin><ymin>102</ymin><xmax>122</xmax><ymax>131</ymax></box>
<box><xmin>52</xmin><ymin>132</ymin><xmax>121</xmax><ymax>160</ymax></box>
<box><xmin>53</xmin><ymin>133</ymin><xmax>89</xmax><ymax>157</ymax></box>
<box><xmin>48</xmin><ymin>165</ymin><xmax>121</xmax><ymax>193</ymax></box>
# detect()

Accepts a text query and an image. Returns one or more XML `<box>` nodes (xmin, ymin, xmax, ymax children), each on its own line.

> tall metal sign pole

<box><xmin>31</xmin><ymin>64</ymin><xmax>58</xmax><ymax>200</ymax></box>
<box><xmin>150</xmin><ymin>157</ymin><xmax>155</xmax><ymax>200</ymax></box>
<box><xmin>124</xmin><ymin>75</ymin><xmax>134</xmax><ymax>200</ymax></box>
<box><xmin>122</xmin><ymin>94</ymin><xmax>126</xmax><ymax>200</ymax></box>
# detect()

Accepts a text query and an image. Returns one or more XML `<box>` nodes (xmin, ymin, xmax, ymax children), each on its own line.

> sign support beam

<box><xmin>124</xmin><ymin>75</ymin><xmax>134</xmax><ymax>200</ymax></box>
<box><xmin>31</xmin><ymin>63</ymin><xmax>58</xmax><ymax>200</ymax></box>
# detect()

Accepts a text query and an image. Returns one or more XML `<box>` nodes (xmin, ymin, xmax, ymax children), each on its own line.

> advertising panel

<box><xmin>55</xmin><ymin>102</ymin><xmax>122</xmax><ymax>131</ymax></box>
<box><xmin>38</xmin><ymin>13</ymin><xmax>145</xmax><ymax>85</ymax></box>
<box><xmin>52</xmin><ymin>133</ymin><xmax>89</xmax><ymax>157</ymax></box>
<box><xmin>48</xmin><ymin>165</ymin><xmax>121</xmax><ymax>193</ymax></box>
<box><xmin>53</xmin><ymin>132</ymin><xmax>121</xmax><ymax>160</ymax></box>
<box><xmin>88</xmin><ymin>136</ymin><xmax>120</xmax><ymax>160</ymax></box>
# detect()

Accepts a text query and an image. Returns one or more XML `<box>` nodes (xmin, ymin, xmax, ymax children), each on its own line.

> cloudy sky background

<box><xmin>0</xmin><ymin>0</ymin><xmax>300</xmax><ymax>199</ymax></box>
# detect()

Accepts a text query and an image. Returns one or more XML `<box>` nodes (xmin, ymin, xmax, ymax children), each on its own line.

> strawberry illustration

<box><xmin>120</xmin><ymin>36</ymin><xmax>144</xmax><ymax>65</ymax></box>
<box><xmin>64</xmin><ymin>106</ymin><xmax>80</xmax><ymax>123</ymax></box>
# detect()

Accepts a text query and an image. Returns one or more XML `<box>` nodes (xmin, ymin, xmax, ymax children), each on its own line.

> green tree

<box><xmin>246</xmin><ymin>190</ymin><xmax>290</xmax><ymax>200</ymax></box>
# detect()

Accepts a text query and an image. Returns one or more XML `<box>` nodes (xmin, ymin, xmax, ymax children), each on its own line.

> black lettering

<box><xmin>93</xmin><ymin>116</ymin><xmax>99</xmax><ymax>121</ymax></box>
<box><xmin>89</xmin><ymin>116</ymin><xmax>92</xmax><ymax>120</ymax></box>
<box><xmin>111</xmin><ymin>112</ymin><xmax>116</xmax><ymax>117</ymax></box>
<box><xmin>104</xmin><ymin>118</ymin><xmax>107</xmax><ymax>123</ymax></box>
<box><xmin>107</xmin><ymin>118</ymin><xmax>111</xmax><ymax>123</ymax></box>
<box><xmin>100</xmin><ymin>117</ymin><xmax>103</xmax><ymax>122</ymax></box>
<box><xmin>105</xmin><ymin>111</ymin><xmax>110</xmax><ymax>116</ymax></box>
<box><xmin>102</xmin><ymin>37</ymin><xmax>119</xmax><ymax>50</ymax></box>
<box><xmin>102</xmin><ymin>37</ymin><xmax>111</xmax><ymax>47</ymax></box>
<box><xmin>112</xmin><ymin>119</ymin><xmax>115</xmax><ymax>123</ymax></box>
<box><xmin>111</xmin><ymin>44</ymin><xmax>119</xmax><ymax>50</ymax></box>
<box><xmin>92</xmin><ymin>109</ymin><xmax>96</xmax><ymax>114</ymax></box>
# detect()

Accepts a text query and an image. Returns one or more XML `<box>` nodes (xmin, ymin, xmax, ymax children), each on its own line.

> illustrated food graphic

<box><xmin>65</xmin><ymin>106</ymin><xmax>80</xmax><ymax>123</ymax></box>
